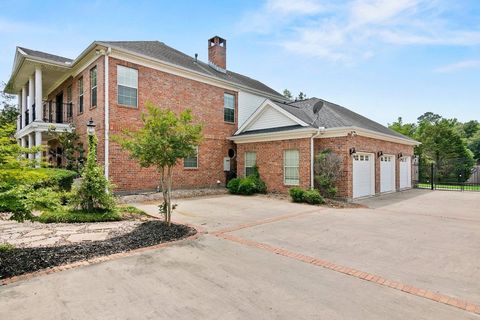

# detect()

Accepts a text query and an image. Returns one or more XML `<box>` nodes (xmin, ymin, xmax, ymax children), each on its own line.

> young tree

<box><xmin>47</xmin><ymin>124</ymin><xmax>85</xmax><ymax>171</ymax></box>
<box><xmin>314</xmin><ymin>149</ymin><xmax>343</xmax><ymax>198</ymax></box>
<box><xmin>71</xmin><ymin>131</ymin><xmax>115</xmax><ymax>212</ymax></box>
<box><xmin>0</xmin><ymin>82</ymin><xmax>18</xmax><ymax>127</ymax></box>
<box><xmin>113</xmin><ymin>103</ymin><xmax>202</xmax><ymax>225</ymax></box>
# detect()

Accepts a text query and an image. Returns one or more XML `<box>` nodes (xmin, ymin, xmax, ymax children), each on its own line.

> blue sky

<box><xmin>0</xmin><ymin>0</ymin><xmax>478</xmax><ymax>125</ymax></box>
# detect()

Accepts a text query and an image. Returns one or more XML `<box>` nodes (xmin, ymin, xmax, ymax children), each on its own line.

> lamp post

<box><xmin>87</xmin><ymin>118</ymin><xmax>96</xmax><ymax>136</ymax></box>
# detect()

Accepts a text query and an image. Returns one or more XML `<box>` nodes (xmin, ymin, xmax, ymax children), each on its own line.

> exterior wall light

<box><xmin>397</xmin><ymin>152</ymin><xmax>403</xmax><ymax>159</ymax></box>
<box><xmin>87</xmin><ymin>118</ymin><xmax>96</xmax><ymax>136</ymax></box>
<box><xmin>349</xmin><ymin>147</ymin><xmax>356</xmax><ymax>155</ymax></box>
<box><xmin>377</xmin><ymin>151</ymin><xmax>384</xmax><ymax>157</ymax></box>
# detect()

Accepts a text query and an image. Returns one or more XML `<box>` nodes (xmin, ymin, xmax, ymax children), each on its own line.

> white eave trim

<box><xmin>322</xmin><ymin>126</ymin><xmax>420</xmax><ymax>145</ymax></box>
<box><xmin>229</xmin><ymin>127</ymin><xmax>318</xmax><ymax>143</ymax></box>
<box><xmin>234</xmin><ymin>99</ymin><xmax>309</xmax><ymax>135</ymax></box>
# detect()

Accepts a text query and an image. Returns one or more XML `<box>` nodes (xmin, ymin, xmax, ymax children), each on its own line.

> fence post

<box><xmin>430</xmin><ymin>163</ymin><xmax>434</xmax><ymax>190</ymax></box>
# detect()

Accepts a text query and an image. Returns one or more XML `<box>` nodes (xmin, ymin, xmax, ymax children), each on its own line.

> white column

<box><xmin>27</xmin><ymin>133</ymin><xmax>34</xmax><ymax>160</ymax></box>
<box><xmin>35</xmin><ymin>131</ymin><xmax>42</xmax><ymax>167</ymax></box>
<box><xmin>35</xmin><ymin>66</ymin><xmax>43</xmax><ymax>121</ymax></box>
<box><xmin>28</xmin><ymin>75</ymin><xmax>34</xmax><ymax>124</ymax></box>
<box><xmin>21</xmin><ymin>85</ymin><xmax>27</xmax><ymax>127</ymax></box>
<box><xmin>20</xmin><ymin>136</ymin><xmax>27</xmax><ymax>148</ymax></box>
<box><xmin>17</xmin><ymin>93</ymin><xmax>21</xmax><ymax>130</ymax></box>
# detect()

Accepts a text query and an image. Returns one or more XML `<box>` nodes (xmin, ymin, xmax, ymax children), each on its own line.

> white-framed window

<box><xmin>245</xmin><ymin>152</ymin><xmax>257</xmax><ymax>176</ymax></box>
<box><xmin>224</xmin><ymin>93</ymin><xmax>235</xmax><ymax>123</ymax></box>
<box><xmin>78</xmin><ymin>77</ymin><xmax>84</xmax><ymax>114</ymax></box>
<box><xmin>117</xmin><ymin>66</ymin><xmax>138</xmax><ymax>107</ymax></box>
<box><xmin>284</xmin><ymin>149</ymin><xmax>299</xmax><ymax>185</ymax></box>
<box><xmin>184</xmin><ymin>146</ymin><xmax>198</xmax><ymax>169</ymax></box>
<box><xmin>90</xmin><ymin>66</ymin><xmax>97</xmax><ymax>108</ymax></box>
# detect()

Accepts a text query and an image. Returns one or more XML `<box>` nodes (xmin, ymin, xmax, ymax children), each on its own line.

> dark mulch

<box><xmin>0</xmin><ymin>221</ymin><xmax>196</xmax><ymax>279</ymax></box>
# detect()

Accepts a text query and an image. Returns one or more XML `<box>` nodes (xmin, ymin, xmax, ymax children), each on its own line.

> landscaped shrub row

<box><xmin>0</xmin><ymin>168</ymin><xmax>77</xmax><ymax>191</ymax></box>
<box><xmin>227</xmin><ymin>175</ymin><xmax>267</xmax><ymax>195</ymax></box>
<box><xmin>0</xmin><ymin>221</ymin><xmax>196</xmax><ymax>278</ymax></box>
<box><xmin>289</xmin><ymin>187</ymin><xmax>325</xmax><ymax>205</ymax></box>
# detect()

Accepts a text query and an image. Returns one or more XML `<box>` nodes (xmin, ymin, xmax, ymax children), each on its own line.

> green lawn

<box><xmin>417</xmin><ymin>183</ymin><xmax>480</xmax><ymax>191</ymax></box>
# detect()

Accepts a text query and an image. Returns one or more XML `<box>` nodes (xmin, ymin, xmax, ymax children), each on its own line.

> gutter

<box><xmin>310</xmin><ymin>127</ymin><xmax>325</xmax><ymax>189</ymax></box>
<box><xmin>104</xmin><ymin>47</ymin><xmax>111</xmax><ymax>180</ymax></box>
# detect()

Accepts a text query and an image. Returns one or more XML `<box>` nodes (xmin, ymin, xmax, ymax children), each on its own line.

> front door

<box><xmin>56</xmin><ymin>93</ymin><xmax>63</xmax><ymax>123</ymax></box>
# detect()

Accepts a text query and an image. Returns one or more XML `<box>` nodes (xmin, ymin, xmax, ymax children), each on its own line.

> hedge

<box><xmin>0</xmin><ymin>168</ymin><xmax>77</xmax><ymax>191</ymax></box>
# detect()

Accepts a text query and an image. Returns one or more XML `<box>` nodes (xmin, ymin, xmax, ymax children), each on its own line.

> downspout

<box><xmin>104</xmin><ymin>47</ymin><xmax>111</xmax><ymax>180</ymax></box>
<box><xmin>310</xmin><ymin>127</ymin><xmax>325</xmax><ymax>189</ymax></box>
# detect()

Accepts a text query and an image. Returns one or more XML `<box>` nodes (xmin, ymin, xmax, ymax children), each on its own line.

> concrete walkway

<box><xmin>1</xmin><ymin>190</ymin><xmax>479</xmax><ymax>319</ymax></box>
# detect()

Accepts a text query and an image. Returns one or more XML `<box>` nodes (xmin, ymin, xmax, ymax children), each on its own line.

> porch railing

<box><xmin>42</xmin><ymin>101</ymin><xmax>74</xmax><ymax>124</ymax></box>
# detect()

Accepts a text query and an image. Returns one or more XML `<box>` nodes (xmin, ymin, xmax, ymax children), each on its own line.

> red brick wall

<box><xmin>315</xmin><ymin>134</ymin><xmax>414</xmax><ymax>198</ymax></box>
<box><xmin>107</xmin><ymin>57</ymin><xmax>237</xmax><ymax>192</ymax></box>
<box><xmin>236</xmin><ymin>138</ymin><xmax>311</xmax><ymax>193</ymax></box>
<box><xmin>46</xmin><ymin>56</ymin><xmax>105</xmax><ymax>165</ymax></box>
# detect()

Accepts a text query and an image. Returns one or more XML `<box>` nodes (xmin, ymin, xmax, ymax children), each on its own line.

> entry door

<box><xmin>56</xmin><ymin>93</ymin><xmax>63</xmax><ymax>123</ymax></box>
<box><xmin>353</xmin><ymin>153</ymin><xmax>375</xmax><ymax>198</ymax></box>
<box><xmin>380</xmin><ymin>155</ymin><xmax>395</xmax><ymax>193</ymax></box>
<box><xmin>399</xmin><ymin>156</ymin><xmax>412</xmax><ymax>189</ymax></box>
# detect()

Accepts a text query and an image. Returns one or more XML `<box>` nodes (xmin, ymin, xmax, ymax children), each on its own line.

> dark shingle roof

<box><xmin>270</xmin><ymin>98</ymin><xmax>415</xmax><ymax>141</ymax></box>
<box><xmin>237</xmin><ymin>125</ymin><xmax>303</xmax><ymax>136</ymax></box>
<box><xmin>18</xmin><ymin>47</ymin><xmax>73</xmax><ymax>64</ymax></box>
<box><xmin>99</xmin><ymin>41</ymin><xmax>284</xmax><ymax>98</ymax></box>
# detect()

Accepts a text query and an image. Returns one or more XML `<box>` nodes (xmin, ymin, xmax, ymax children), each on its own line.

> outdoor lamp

<box><xmin>87</xmin><ymin>118</ymin><xmax>96</xmax><ymax>136</ymax></box>
<box><xmin>377</xmin><ymin>151</ymin><xmax>384</xmax><ymax>157</ymax></box>
<box><xmin>349</xmin><ymin>147</ymin><xmax>356</xmax><ymax>155</ymax></box>
<box><xmin>397</xmin><ymin>152</ymin><xmax>403</xmax><ymax>159</ymax></box>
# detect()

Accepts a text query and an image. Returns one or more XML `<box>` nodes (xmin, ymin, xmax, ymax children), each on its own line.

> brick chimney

<box><xmin>208</xmin><ymin>36</ymin><xmax>226</xmax><ymax>71</ymax></box>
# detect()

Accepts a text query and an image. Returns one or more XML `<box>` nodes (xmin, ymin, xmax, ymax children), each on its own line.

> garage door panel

<box><xmin>353</xmin><ymin>153</ymin><xmax>374</xmax><ymax>198</ymax></box>
<box><xmin>380</xmin><ymin>155</ymin><xmax>395</xmax><ymax>193</ymax></box>
<box><xmin>400</xmin><ymin>156</ymin><xmax>412</xmax><ymax>189</ymax></box>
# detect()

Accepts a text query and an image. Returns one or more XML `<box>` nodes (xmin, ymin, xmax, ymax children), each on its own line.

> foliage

<box><xmin>118</xmin><ymin>205</ymin><xmax>148</xmax><ymax>217</ymax></box>
<box><xmin>0</xmin><ymin>82</ymin><xmax>18</xmax><ymax>127</ymax></box>
<box><xmin>0</xmin><ymin>243</ymin><xmax>15</xmax><ymax>253</ymax></box>
<box><xmin>314</xmin><ymin>149</ymin><xmax>343</xmax><ymax>198</ymax></box>
<box><xmin>303</xmin><ymin>189</ymin><xmax>324</xmax><ymax>204</ymax></box>
<box><xmin>0</xmin><ymin>168</ymin><xmax>76</xmax><ymax>191</ymax></box>
<box><xmin>283</xmin><ymin>89</ymin><xmax>292</xmax><ymax>99</ymax></box>
<box><xmin>468</xmin><ymin>131</ymin><xmax>480</xmax><ymax>161</ymax></box>
<box><xmin>297</xmin><ymin>92</ymin><xmax>307</xmax><ymax>101</ymax></box>
<box><xmin>227</xmin><ymin>166</ymin><xmax>267</xmax><ymax>195</ymax></box>
<box><xmin>388</xmin><ymin>117</ymin><xmax>417</xmax><ymax>138</ymax></box>
<box><xmin>289</xmin><ymin>187</ymin><xmax>324</xmax><ymax>205</ymax></box>
<box><xmin>70</xmin><ymin>133</ymin><xmax>115</xmax><ymax>212</ymax></box>
<box><xmin>47</xmin><ymin>124</ymin><xmax>85</xmax><ymax>172</ymax></box>
<box><xmin>289</xmin><ymin>187</ymin><xmax>305</xmax><ymax>203</ymax></box>
<box><xmin>112</xmin><ymin>103</ymin><xmax>203</xmax><ymax>226</ymax></box>
<box><xmin>36</xmin><ymin>209</ymin><xmax>122</xmax><ymax>223</ymax></box>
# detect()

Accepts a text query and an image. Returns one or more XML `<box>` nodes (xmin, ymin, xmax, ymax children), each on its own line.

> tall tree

<box><xmin>0</xmin><ymin>82</ymin><xmax>18</xmax><ymax>128</ymax></box>
<box><xmin>282</xmin><ymin>89</ymin><xmax>292</xmax><ymax>99</ymax></box>
<box><xmin>297</xmin><ymin>92</ymin><xmax>307</xmax><ymax>101</ymax></box>
<box><xmin>113</xmin><ymin>103</ymin><xmax>202</xmax><ymax>225</ymax></box>
<box><xmin>388</xmin><ymin>117</ymin><xmax>416</xmax><ymax>138</ymax></box>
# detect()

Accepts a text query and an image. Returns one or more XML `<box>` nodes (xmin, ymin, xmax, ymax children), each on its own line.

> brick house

<box><xmin>5</xmin><ymin>36</ymin><xmax>418</xmax><ymax>200</ymax></box>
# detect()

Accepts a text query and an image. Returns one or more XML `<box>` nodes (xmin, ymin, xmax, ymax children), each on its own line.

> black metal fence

<box><xmin>42</xmin><ymin>101</ymin><xmax>74</xmax><ymax>124</ymax></box>
<box><xmin>414</xmin><ymin>157</ymin><xmax>480</xmax><ymax>191</ymax></box>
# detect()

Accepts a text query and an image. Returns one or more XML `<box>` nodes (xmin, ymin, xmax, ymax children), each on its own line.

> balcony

<box><xmin>42</xmin><ymin>101</ymin><xmax>74</xmax><ymax>124</ymax></box>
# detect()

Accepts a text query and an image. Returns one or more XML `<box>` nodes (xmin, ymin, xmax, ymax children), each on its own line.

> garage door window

<box><xmin>284</xmin><ymin>150</ymin><xmax>299</xmax><ymax>185</ymax></box>
<box><xmin>245</xmin><ymin>152</ymin><xmax>257</xmax><ymax>176</ymax></box>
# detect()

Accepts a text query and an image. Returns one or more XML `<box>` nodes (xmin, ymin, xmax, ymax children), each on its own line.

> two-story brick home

<box><xmin>5</xmin><ymin>36</ymin><xmax>418</xmax><ymax>200</ymax></box>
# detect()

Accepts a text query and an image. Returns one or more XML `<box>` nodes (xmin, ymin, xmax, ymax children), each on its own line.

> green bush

<box><xmin>237</xmin><ymin>177</ymin><xmax>257</xmax><ymax>195</ymax></box>
<box><xmin>303</xmin><ymin>189</ymin><xmax>324</xmax><ymax>205</ymax></box>
<box><xmin>289</xmin><ymin>187</ymin><xmax>305</xmax><ymax>203</ymax></box>
<box><xmin>0</xmin><ymin>243</ymin><xmax>15</xmax><ymax>253</ymax></box>
<box><xmin>36</xmin><ymin>209</ymin><xmax>122</xmax><ymax>223</ymax></box>
<box><xmin>227</xmin><ymin>178</ymin><xmax>241</xmax><ymax>194</ymax></box>
<box><xmin>289</xmin><ymin>187</ymin><xmax>324</xmax><ymax>205</ymax></box>
<box><xmin>0</xmin><ymin>168</ymin><xmax>77</xmax><ymax>191</ymax></box>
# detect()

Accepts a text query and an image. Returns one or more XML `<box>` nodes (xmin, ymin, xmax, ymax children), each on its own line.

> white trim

<box><xmin>235</xmin><ymin>99</ymin><xmax>309</xmax><ymax>135</ymax></box>
<box><xmin>14</xmin><ymin>122</ymin><xmax>72</xmax><ymax>139</ymax></box>
<box><xmin>229</xmin><ymin>127</ymin><xmax>318</xmax><ymax>143</ymax></box>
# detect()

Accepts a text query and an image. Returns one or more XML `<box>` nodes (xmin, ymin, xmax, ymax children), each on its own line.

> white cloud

<box><xmin>238</xmin><ymin>0</ymin><xmax>480</xmax><ymax>62</ymax></box>
<box><xmin>434</xmin><ymin>60</ymin><xmax>480</xmax><ymax>73</ymax></box>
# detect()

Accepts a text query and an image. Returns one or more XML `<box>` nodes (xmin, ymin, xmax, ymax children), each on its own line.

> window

<box><xmin>224</xmin><ymin>93</ymin><xmax>235</xmax><ymax>123</ymax></box>
<box><xmin>184</xmin><ymin>146</ymin><xmax>198</xmax><ymax>168</ymax></box>
<box><xmin>284</xmin><ymin>150</ymin><xmax>299</xmax><ymax>185</ymax></box>
<box><xmin>117</xmin><ymin>66</ymin><xmax>138</xmax><ymax>107</ymax></box>
<box><xmin>90</xmin><ymin>67</ymin><xmax>97</xmax><ymax>107</ymax></box>
<box><xmin>78</xmin><ymin>77</ymin><xmax>84</xmax><ymax>114</ymax></box>
<box><xmin>66</xmin><ymin>85</ymin><xmax>73</xmax><ymax>117</ymax></box>
<box><xmin>245</xmin><ymin>152</ymin><xmax>257</xmax><ymax>176</ymax></box>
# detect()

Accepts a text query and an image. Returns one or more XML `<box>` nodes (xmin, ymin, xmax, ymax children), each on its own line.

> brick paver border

<box><xmin>216</xmin><ymin>232</ymin><xmax>480</xmax><ymax>316</ymax></box>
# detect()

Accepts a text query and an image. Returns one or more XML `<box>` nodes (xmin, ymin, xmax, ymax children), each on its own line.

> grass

<box><xmin>0</xmin><ymin>243</ymin><xmax>15</xmax><ymax>253</ymax></box>
<box><xmin>417</xmin><ymin>183</ymin><xmax>480</xmax><ymax>191</ymax></box>
<box><xmin>35</xmin><ymin>205</ymin><xmax>148</xmax><ymax>223</ymax></box>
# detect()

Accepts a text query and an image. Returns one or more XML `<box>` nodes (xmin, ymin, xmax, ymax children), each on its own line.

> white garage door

<box><xmin>380</xmin><ymin>155</ymin><xmax>395</xmax><ymax>193</ymax></box>
<box><xmin>353</xmin><ymin>153</ymin><xmax>375</xmax><ymax>198</ymax></box>
<box><xmin>399</xmin><ymin>156</ymin><xmax>412</xmax><ymax>189</ymax></box>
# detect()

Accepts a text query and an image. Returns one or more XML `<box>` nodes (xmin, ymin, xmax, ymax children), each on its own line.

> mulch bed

<box><xmin>0</xmin><ymin>221</ymin><xmax>196</xmax><ymax>279</ymax></box>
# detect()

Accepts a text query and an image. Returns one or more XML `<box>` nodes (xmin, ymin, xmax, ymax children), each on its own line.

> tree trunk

<box><xmin>166</xmin><ymin>165</ymin><xmax>173</xmax><ymax>226</ymax></box>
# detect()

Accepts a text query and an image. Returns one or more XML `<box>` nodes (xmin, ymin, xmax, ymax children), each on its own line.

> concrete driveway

<box><xmin>1</xmin><ymin>190</ymin><xmax>479</xmax><ymax>319</ymax></box>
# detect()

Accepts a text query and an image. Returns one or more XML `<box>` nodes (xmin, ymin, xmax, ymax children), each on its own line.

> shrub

<box><xmin>0</xmin><ymin>168</ymin><xmax>76</xmax><ymax>191</ymax></box>
<box><xmin>227</xmin><ymin>178</ymin><xmax>241</xmax><ymax>194</ymax></box>
<box><xmin>237</xmin><ymin>177</ymin><xmax>257</xmax><ymax>195</ymax></box>
<box><xmin>36</xmin><ymin>209</ymin><xmax>122</xmax><ymax>223</ymax></box>
<box><xmin>0</xmin><ymin>243</ymin><xmax>15</xmax><ymax>253</ymax></box>
<box><xmin>303</xmin><ymin>189</ymin><xmax>324</xmax><ymax>205</ymax></box>
<box><xmin>289</xmin><ymin>187</ymin><xmax>324</xmax><ymax>205</ymax></box>
<box><xmin>289</xmin><ymin>187</ymin><xmax>305</xmax><ymax>203</ymax></box>
<box><xmin>314</xmin><ymin>149</ymin><xmax>343</xmax><ymax>198</ymax></box>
